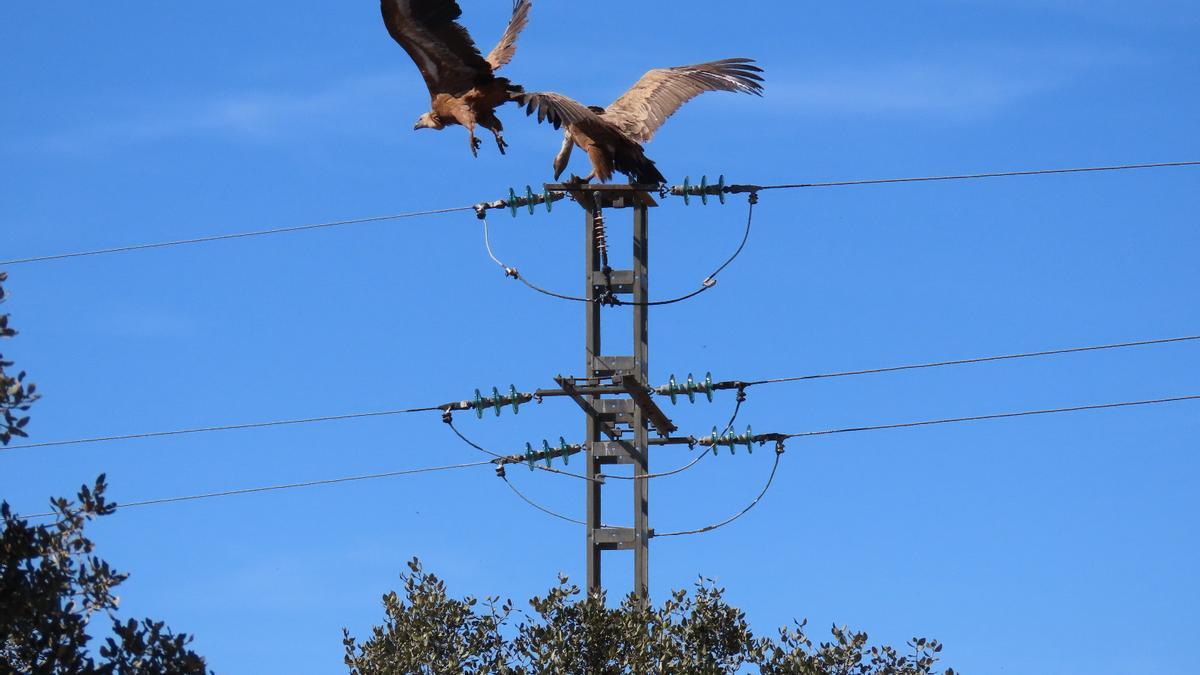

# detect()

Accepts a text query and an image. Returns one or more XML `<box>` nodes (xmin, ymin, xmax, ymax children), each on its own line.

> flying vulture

<box><xmin>381</xmin><ymin>0</ymin><xmax>531</xmax><ymax>156</ymax></box>
<box><xmin>517</xmin><ymin>59</ymin><xmax>765</xmax><ymax>184</ymax></box>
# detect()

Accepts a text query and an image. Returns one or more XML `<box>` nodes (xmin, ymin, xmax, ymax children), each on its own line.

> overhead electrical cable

<box><xmin>599</xmin><ymin>394</ymin><xmax>745</xmax><ymax>482</ymax></box>
<box><xmin>0</xmin><ymin>206</ymin><xmax>475</xmax><ymax>266</ymax></box>
<box><xmin>498</xmin><ymin>472</ymin><xmax>587</xmax><ymax>526</ymax></box>
<box><xmin>753</xmin><ymin>161</ymin><xmax>1200</xmax><ymax>191</ymax></box>
<box><xmin>776</xmin><ymin>395</ymin><xmax>1200</xmax><ymax>441</ymax></box>
<box><xmin>3</xmin><ymin>335</ymin><xmax>1194</xmax><ymax>455</ymax></box>
<box><xmin>2</xmin><ymin>404</ymin><xmax>444</xmax><ymax>453</ymax></box>
<box><xmin>443</xmin><ymin>417</ymin><xmax>596</xmax><ymax>483</ymax></box>
<box><xmin>9</xmin><ymin>160</ymin><xmax>1193</xmax><ymax>268</ymax></box>
<box><xmin>653</xmin><ymin>394</ymin><xmax>1200</xmax><ymax>537</ymax></box>
<box><xmin>478</xmin><ymin>194</ymin><xmax>755</xmax><ymax>306</ymax></box>
<box><xmin>653</xmin><ymin>450</ymin><xmax>783</xmax><ymax>538</ymax></box>
<box><xmin>16</xmin><ymin>395</ymin><xmax>1195</xmax><ymax>523</ymax></box>
<box><xmin>19</xmin><ymin>459</ymin><xmax>494</xmax><ymax>521</ymax></box>
<box><xmin>740</xmin><ymin>335</ymin><xmax>1200</xmax><ymax>388</ymax></box>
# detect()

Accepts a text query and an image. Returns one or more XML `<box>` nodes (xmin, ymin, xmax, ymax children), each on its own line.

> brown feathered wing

<box><xmin>605</xmin><ymin>58</ymin><xmax>764</xmax><ymax>142</ymax></box>
<box><xmin>517</xmin><ymin>92</ymin><xmax>666</xmax><ymax>183</ymax></box>
<box><xmin>485</xmin><ymin>0</ymin><xmax>532</xmax><ymax>71</ymax></box>
<box><xmin>380</xmin><ymin>0</ymin><xmax>496</xmax><ymax>96</ymax></box>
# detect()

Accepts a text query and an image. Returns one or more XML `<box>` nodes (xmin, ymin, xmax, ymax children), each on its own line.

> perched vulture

<box><xmin>517</xmin><ymin>59</ymin><xmax>764</xmax><ymax>184</ymax></box>
<box><xmin>381</xmin><ymin>0</ymin><xmax>532</xmax><ymax>156</ymax></box>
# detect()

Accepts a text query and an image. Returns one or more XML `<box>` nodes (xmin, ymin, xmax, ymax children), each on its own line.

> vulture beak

<box><xmin>413</xmin><ymin>121</ymin><xmax>423</xmax><ymax>131</ymax></box>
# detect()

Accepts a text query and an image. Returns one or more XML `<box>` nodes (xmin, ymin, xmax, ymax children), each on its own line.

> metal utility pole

<box><xmin>547</xmin><ymin>183</ymin><xmax>677</xmax><ymax>601</ymax></box>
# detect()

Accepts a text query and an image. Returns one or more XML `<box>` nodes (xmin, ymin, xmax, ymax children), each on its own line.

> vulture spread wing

<box><xmin>380</xmin><ymin>0</ymin><xmax>495</xmax><ymax>96</ymax></box>
<box><xmin>517</xmin><ymin>92</ymin><xmax>666</xmax><ymax>184</ymax></box>
<box><xmin>516</xmin><ymin>92</ymin><xmax>615</xmax><ymax>133</ymax></box>
<box><xmin>485</xmin><ymin>0</ymin><xmax>532</xmax><ymax>71</ymax></box>
<box><xmin>605</xmin><ymin>58</ymin><xmax>765</xmax><ymax>143</ymax></box>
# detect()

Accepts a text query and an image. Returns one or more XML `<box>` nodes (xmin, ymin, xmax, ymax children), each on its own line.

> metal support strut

<box><xmin>566</xmin><ymin>184</ymin><xmax>662</xmax><ymax>602</ymax></box>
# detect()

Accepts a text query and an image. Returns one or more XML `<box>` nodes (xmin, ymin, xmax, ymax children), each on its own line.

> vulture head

<box><xmin>413</xmin><ymin>112</ymin><xmax>446</xmax><ymax>131</ymax></box>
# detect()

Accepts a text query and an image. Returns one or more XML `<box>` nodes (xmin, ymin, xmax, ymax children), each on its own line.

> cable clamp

<box><xmin>441</xmin><ymin>409</ymin><xmax>453</xmax><ymax>424</ymax></box>
<box><xmin>599</xmin><ymin>289</ymin><xmax>620</xmax><ymax>306</ymax></box>
<box><xmin>748</xmin><ymin>191</ymin><xmax>760</xmax><ymax>205</ymax></box>
<box><xmin>775</xmin><ymin>439</ymin><xmax>786</xmax><ymax>455</ymax></box>
<box><xmin>735</xmin><ymin>385</ymin><xmax>747</xmax><ymax>404</ymax></box>
<box><xmin>702</xmin><ymin>277</ymin><xmax>717</xmax><ymax>288</ymax></box>
<box><xmin>494</xmin><ymin>463</ymin><xmax>507</xmax><ymax>478</ymax></box>
<box><xmin>473</xmin><ymin>204</ymin><xmax>489</xmax><ymax>220</ymax></box>
<box><xmin>504</xmin><ymin>266</ymin><xmax>520</xmax><ymax>280</ymax></box>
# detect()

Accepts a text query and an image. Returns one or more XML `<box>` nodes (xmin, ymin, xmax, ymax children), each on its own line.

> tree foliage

<box><xmin>0</xmin><ymin>477</ymin><xmax>210</xmax><ymax>673</ymax></box>
<box><xmin>345</xmin><ymin>559</ymin><xmax>955</xmax><ymax>675</ymax></box>
<box><xmin>0</xmin><ymin>273</ymin><xmax>39</xmax><ymax>446</ymax></box>
<box><xmin>0</xmin><ymin>272</ymin><xmax>208</xmax><ymax>672</ymax></box>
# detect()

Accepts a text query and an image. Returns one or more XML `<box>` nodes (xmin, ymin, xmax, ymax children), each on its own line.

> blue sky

<box><xmin>2</xmin><ymin>1</ymin><xmax>1199</xmax><ymax>673</ymax></box>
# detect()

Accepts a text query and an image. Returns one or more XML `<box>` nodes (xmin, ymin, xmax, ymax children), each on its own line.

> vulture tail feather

<box><xmin>613</xmin><ymin>144</ymin><xmax>666</xmax><ymax>185</ymax></box>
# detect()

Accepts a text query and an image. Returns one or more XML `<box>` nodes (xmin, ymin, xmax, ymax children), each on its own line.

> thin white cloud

<box><xmin>769</xmin><ymin>45</ymin><xmax>1144</xmax><ymax>119</ymax></box>
<box><xmin>89</xmin><ymin>307</ymin><xmax>200</xmax><ymax>340</ymax></box>
<box><xmin>939</xmin><ymin>0</ymin><xmax>1200</xmax><ymax>28</ymax></box>
<box><xmin>15</xmin><ymin>74</ymin><xmax>407</xmax><ymax>155</ymax></box>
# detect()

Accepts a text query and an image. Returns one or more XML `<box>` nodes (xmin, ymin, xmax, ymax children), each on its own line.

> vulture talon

<box><xmin>495</xmin><ymin>135</ymin><xmax>509</xmax><ymax>155</ymax></box>
<box><xmin>470</xmin><ymin>135</ymin><xmax>482</xmax><ymax>157</ymax></box>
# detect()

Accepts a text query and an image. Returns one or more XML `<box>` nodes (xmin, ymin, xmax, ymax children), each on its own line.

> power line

<box><xmin>599</xmin><ymin>395</ymin><xmax>745</xmax><ymax>482</ymax></box>
<box><xmin>19</xmin><ymin>459</ymin><xmax>494</xmax><ymax>520</ymax></box>
<box><xmin>497</xmin><ymin>397</ymin><xmax>766</xmax><ymax>532</ymax></box>
<box><xmin>654</xmin><ymin>449</ymin><xmax>783</xmax><ymax>539</ymax></box>
<box><xmin>2</xmin><ymin>404</ymin><xmax>444</xmax><ymax>453</ymax></box>
<box><xmin>9</xmin><ymin>160</ymin><xmax>1194</xmax><ymax>269</ymax></box>
<box><xmin>754</xmin><ymin>161</ymin><xmax>1200</xmax><ymax>191</ymax></box>
<box><xmin>499</xmin><ymin>471</ymin><xmax>587</xmax><ymax>526</ymax></box>
<box><xmin>657</xmin><ymin>391</ymin><xmax>1200</xmax><ymax>533</ymax></box>
<box><xmin>0</xmin><ymin>206</ymin><xmax>475</xmax><ymax>266</ymax></box>
<box><xmin>5</xmin><ymin>335</ymin><xmax>1193</xmax><ymax>455</ymax></box>
<box><xmin>778</xmin><ymin>395</ymin><xmax>1200</xmax><ymax>440</ymax></box>
<box><xmin>479</xmin><ymin>194</ymin><xmax>757</xmax><ymax>306</ymax></box>
<box><xmin>443</xmin><ymin>417</ymin><xmax>596</xmax><ymax>483</ymax></box>
<box><xmin>740</xmin><ymin>335</ymin><xmax>1200</xmax><ymax>388</ymax></box>
<box><xmin>18</xmin><ymin>395</ymin><xmax>1195</xmax><ymax>523</ymax></box>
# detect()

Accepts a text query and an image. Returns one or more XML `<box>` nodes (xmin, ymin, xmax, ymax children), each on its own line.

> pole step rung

<box><xmin>592</xmin><ymin>269</ymin><xmax>635</xmax><ymax>295</ymax></box>
<box><xmin>591</xmin><ymin>356</ymin><xmax>637</xmax><ymax>377</ymax></box>
<box><xmin>593</xmin><ymin>527</ymin><xmax>638</xmax><ymax>550</ymax></box>
<box><xmin>592</xmin><ymin>440</ymin><xmax>639</xmax><ymax>465</ymax></box>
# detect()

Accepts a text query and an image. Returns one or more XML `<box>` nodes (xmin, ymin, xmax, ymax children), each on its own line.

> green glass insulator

<box><xmin>510</xmin><ymin>385</ymin><xmax>520</xmax><ymax>415</ymax></box>
<box><xmin>704</xmin><ymin>372</ymin><xmax>714</xmax><ymax>402</ymax></box>
<box><xmin>544</xmin><ymin>189</ymin><xmax>554</xmax><ymax>213</ymax></box>
<box><xmin>686</xmin><ymin>373</ymin><xmax>696</xmax><ymax>403</ymax></box>
<box><xmin>667</xmin><ymin>374</ymin><xmax>679</xmax><ymax>404</ymax></box>
<box><xmin>543</xmin><ymin>440</ymin><xmax>553</xmax><ymax>468</ymax></box>
<box><xmin>682</xmin><ymin>177</ymin><xmax>691</xmax><ymax>205</ymax></box>
<box><xmin>560</xmin><ymin>437</ymin><xmax>569</xmax><ymax>466</ymax></box>
<box><xmin>509</xmin><ymin>188</ymin><xmax>519</xmax><ymax>217</ymax></box>
<box><xmin>492</xmin><ymin>387</ymin><xmax>503</xmax><ymax>416</ymax></box>
<box><xmin>718</xmin><ymin>175</ymin><xmax>727</xmax><ymax>204</ymax></box>
<box><xmin>526</xmin><ymin>186</ymin><xmax>536</xmax><ymax>215</ymax></box>
<box><xmin>474</xmin><ymin>389</ymin><xmax>484</xmax><ymax>419</ymax></box>
<box><xmin>700</xmin><ymin>175</ymin><xmax>709</xmax><ymax>205</ymax></box>
<box><xmin>710</xmin><ymin>426</ymin><xmax>720</xmax><ymax>456</ymax></box>
<box><xmin>525</xmin><ymin>442</ymin><xmax>536</xmax><ymax>471</ymax></box>
<box><xmin>744</xmin><ymin>425</ymin><xmax>754</xmax><ymax>453</ymax></box>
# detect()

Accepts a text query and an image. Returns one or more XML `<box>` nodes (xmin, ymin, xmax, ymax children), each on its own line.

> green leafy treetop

<box><xmin>1</xmin><ymin>272</ymin><xmax>208</xmax><ymax>673</ymax></box>
<box><xmin>0</xmin><ymin>476</ymin><xmax>210</xmax><ymax>674</ymax></box>
<box><xmin>1</xmin><ymin>272</ymin><xmax>38</xmax><ymax>446</ymax></box>
<box><xmin>344</xmin><ymin>559</ymin><xmax>956</xmax><ymax>675</ymax></box>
